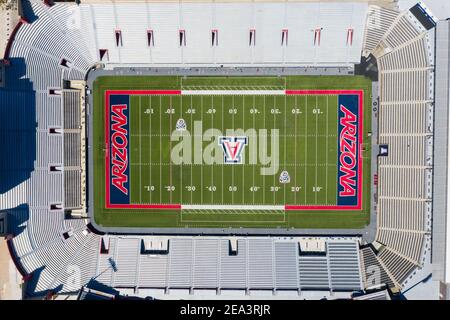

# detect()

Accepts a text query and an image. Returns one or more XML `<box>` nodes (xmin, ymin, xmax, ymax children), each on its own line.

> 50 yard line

<box><xmin>222</xmin><ymin>95</ymin><xmax>224</xmax><ymax>205</ymax></box>
<box><xmin>284</xmin><ymin>94</ymin><xmax>287</xmax><ymax>205</ymax></box>
<box><xmin>231</xmin><ymin>96</ymin><xmax>235</xmax><ymax>205</ymax></box>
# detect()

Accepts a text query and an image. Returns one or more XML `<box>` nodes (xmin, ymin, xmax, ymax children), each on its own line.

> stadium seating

<box><xmin>362</xmin><ymin>5</ymin><xmax>434</xmax><ymax>288</ymax></box>
<box><xmin>360</xmin><ymin>246</ymin><xmax>395</xmax><ymax>288</ymax></box>
<box><xmin>75</xmin><ymin>1</ymin><xmax>367</xmax><ymax>66</ymax></box>
<box><xmin>0</xmin><ymin>0</ymin><xmax>93</xmax><ymax>295</ymax></box>
<box><xmin>6</xmin><ymin>207</ymin><xmax>33</xmax><ymax>258</ymax></box>
<box><xmin>362</xmin><ymin>6</ymin><xmax>400</xmax><ymax>57</ymax></box>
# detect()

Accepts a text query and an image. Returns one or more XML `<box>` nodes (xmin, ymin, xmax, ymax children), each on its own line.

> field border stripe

<box><xmin>104</xmin><ymin>89</ymin><xmax>181</xmax><ymax>210</ymax></box>
<box><xmin>285</xmin><ymin>89</ymin><xmax>363</xmax><ymax>95</ymax></box>
<box><xmin>104</xmin><ymin>89</ymin><xmax>363</xmax><ymax>212</ymax></box>
<box><xmin>106</xmin><ymin>90</ymin><xmax>182</xmax><ymax>95</ymax></box>
<box><xmin>105</xmin><ymin>90</ymin><xmax>110</xmax><ymax>208</ymax></box>
<box><xmin>284</xmin><ymin>89</ymin><xmax>364</xmax><ymax>211</ymax></box>
<box><xmin>107</xmin><ymin>204</ymin><xmax>182</xmax><ymax>209</ymax></box>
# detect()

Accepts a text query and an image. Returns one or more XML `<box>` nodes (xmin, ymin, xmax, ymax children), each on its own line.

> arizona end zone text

<box><xmin>105</xmin><ymin>89</ymin><xmax>363</xmax><ymax>211</ymax></box>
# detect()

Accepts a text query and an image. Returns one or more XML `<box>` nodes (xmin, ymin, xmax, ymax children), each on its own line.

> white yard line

<box><xmin>221</xmin><ymin>95</ymin><xmax>224</xmax><ymax>205</ymax></box>
<box><xmin>315</xmin><ymin>96</ymin><xmax>318</xmax><ymax>205</ymax></box>
<box><xmin>180</xmin><ymin>94</ymin><xmax>183</xmax><ymax>204</ymax></box>
<box><xmin>132</xmin><ymin>162</ymin><xmax>334</xmax><ymax>167</ymax></box>
<box><xmin>232</xmin><ymin>96</ymin><xmax>235</xmax><ymax>205</ymax></box>
<box><xmin>200</xmin><ymin>96</ymin><xmax>204</xmax><ymax>204</ymax></box>
<box><xmin>263</xmin><ymin>95</ymin><xmax>266</xmax><ymax>205</ymax></box>
<box><xmin>284</xmin><ymin>94</ymin><xmax>287</xmax><ymax>204</ymax></box>
<box><xmin>190</xmin><ymin>95</ymin><xmax>193</xmax><ymax>205</ymax></box>
<box><xmin>211</xmin><ymin>96</ymin><xmax>214</xmax><ymax>204</ymax></box>
<box><xmin>159</xmin><ymin>96</ymin><xmax>162</xmax><ymax>203</ymax></box>
<box><xmin>326</xmin><ymin>95</ymin><xmax>329</xmax><ymax>205</ymax></box>
<box><xmin>242</xmin><ymin>95</ymin><xmax>245</xmax><ymax>205</ymax></box>
<box><xmin>304</xmin><ymin>95</ymin><xmax>308</xmax><ymax>204</ymax></box>
<box><xmin>252</xmin><ymin>95</ymin><xmax>255</xmax><ymax>205</ymax></box>
<box><xmin>149</xmin><ymin>96</ymin><xmax>152</xmax><ymax>204</ymax></box>
<box><xmin>139</xmin><ymin>96</ymin><xmax>142</xmax><ymax>204</ymax></box>
<box><xmin>169</xmin><ymin>95</ymin><xmax>173</xmax><ymax>203</ymax></box>
<box><xmin>273</xmin><ymin>97</ymin><xmax>276</xmax><ymax>205</ymax></box>
<box><xmin>294</xmin><ymin>95</ymin><xmax>297</xmax><ymax>205</ymax></box>
<box><xmin>131</xmin><ymin>133</ymin><xmax>334</xmax><ymax>137</ymax></box>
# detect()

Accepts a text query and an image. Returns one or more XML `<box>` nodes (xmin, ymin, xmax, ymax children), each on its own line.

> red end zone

<box><xmin>105</xmin><ymin>90</ymin><xmax>182</xmax><ymax>209</ymax></box>
<box><xmin>104</xmin><ymin>89</ymin><xmax>364</xmax><ymax>211</ymax></box>
<box><xmin>285</xmin><ymin>90</ymin><xmax>364</xmax><ymax>211</ymax></box>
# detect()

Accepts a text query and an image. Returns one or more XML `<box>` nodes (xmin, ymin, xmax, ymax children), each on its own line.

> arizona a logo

<box><xmin>218</xmin><ymin>136</ymin><xmax>248</xmax><ymax>164</ymax></box>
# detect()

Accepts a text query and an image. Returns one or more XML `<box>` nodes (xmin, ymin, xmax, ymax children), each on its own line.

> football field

<box><xmin>93</xmin><ymin>76</ymin><xmax>371</xmax><ymax>229</ymax></box>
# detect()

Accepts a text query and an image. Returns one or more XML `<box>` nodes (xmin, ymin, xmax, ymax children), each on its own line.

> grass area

<box><xmin>92</xmin><ymin>75</ymin><xmax>372</xmax><ymax>229</ymax></box>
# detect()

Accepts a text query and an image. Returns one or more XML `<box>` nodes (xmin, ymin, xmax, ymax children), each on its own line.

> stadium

<box><xmin>0</xmin><ymin>0</ymin><xmax>447</xmax><ymax>300</ymax></box>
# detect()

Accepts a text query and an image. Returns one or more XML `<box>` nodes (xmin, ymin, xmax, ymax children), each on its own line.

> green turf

<box><xmin>92</xmin><ymin>75</ymin><xmax>372</xmax><ymax>229</ymax></box>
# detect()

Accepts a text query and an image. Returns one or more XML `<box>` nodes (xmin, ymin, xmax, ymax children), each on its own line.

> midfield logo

<box><xmin>218</xmin><ymin>136</ymin><xmax>248</xmax><ymax>164</ymax></box>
